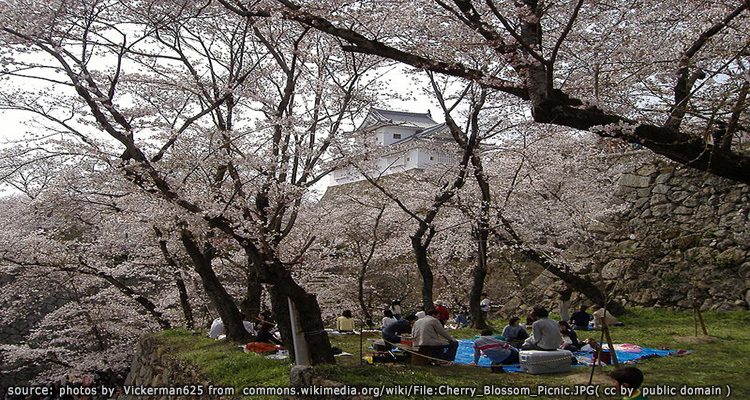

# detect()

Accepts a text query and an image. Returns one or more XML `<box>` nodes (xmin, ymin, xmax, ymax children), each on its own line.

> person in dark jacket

<box><xmin>255</xmin><ymin>322</ymin><xmax>282</xmax><ymax>345</ymax></box>
<box><xmin>559</xmin><ymin>321</ymin><xmax>581</xmax><ymax>351</ymax></box>
<box><xmin>569</xmin><ymin>305</ymin><xmax>592</xmax><ymax>330</ymax></box>
<box><xmin>383</xmin><ymin>314</ymin><xmax>417</xmax><ymax>344</ymax></box>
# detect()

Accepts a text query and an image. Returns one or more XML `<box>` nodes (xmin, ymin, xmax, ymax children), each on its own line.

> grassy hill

<box><xmin>153</xmin><ymin>308</ymin><xmax>749</xmax><ymax>399</ymax></box>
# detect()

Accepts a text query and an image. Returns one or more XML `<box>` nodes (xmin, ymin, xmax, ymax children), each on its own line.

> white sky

<box><xmin>0</xmin><ymin>63</ymin><xmax>446</xmax><ymax>198</ymax></box>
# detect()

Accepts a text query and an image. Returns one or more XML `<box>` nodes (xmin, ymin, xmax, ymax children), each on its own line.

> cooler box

<box><xmin>519</xmin><ymin>350</ymin><xmax>573</xmax><ymax>374</ymax></box>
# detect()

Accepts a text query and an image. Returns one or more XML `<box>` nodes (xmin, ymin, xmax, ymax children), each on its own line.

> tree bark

<box><xmin>180</xmin><ymin>229</ymin><xmax>250</xmax><ymax>342</ymax></box>
<box><xmin>240</xmin><ymin>259</ymin><xmax>262</xmax><ymax>322</ymax></box>
<box><xmin>174</xmin><ymin>270</ymin><xmax>194</xmax><ymax>330</ymax></box>
<box><xmin>357</xmin><ymin>265</ymin><xmax>374</xmax><ymax>327</ymax></box>
<box><xmin>250</xmin><ymin>247</ymin><xmax>335</xmax><ymax>364</ymax></box>
<box><xmin>411</xmin><ymin>234</ymin><xmax>435</xmax><ymax>311</ymax></box>
<box><xmin>469</xmin><ymin>226</ymin><xmax>490</xmax><ymax>329</ymax></box>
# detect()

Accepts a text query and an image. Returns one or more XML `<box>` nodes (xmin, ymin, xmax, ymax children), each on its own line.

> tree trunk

<box><xmin>468</xmin><ymin>130</ymin><xmax>492</xmax><ymax>329</ymax></box>
<box><xmin>411</xmin><ymin>235</ymin><xmax>434</xmax><ymax>311</ymax></box>
<box><xmin>154</xmin><ymin>226</ymin><xmax>192</xmax><ymax>329</ymax></box>
<box><xmin>255</xmin><ymin>254</ymin><xmax>335</xmax><ymax>364</ymax></box>
<box><xmin>469</xmin><ymin>227</ymin><xmax>489</xmax><ymax>329</ymax></box>
<box><xmin>240</xmin><ymin>261</ymin><xmax>262</xmax><ymax>322</ymax></box>
<box><xmin>174</xmin><ymin>270</ymin><xmax>194</xmax><ymax>330</ymax></box>
<box><xmin>268</xmin><ymin>285</ymin><xmax>294</xmax><ymax>356</ymax></box>
<box><xmin>180</xmin><ymin>229</ymin><xmax>250</xmax><ymax>342</ymax></box>
<box><xmin>357</xmin><ymin>266</ymin><xmax>374</xmax><ymax>327</ymax></box>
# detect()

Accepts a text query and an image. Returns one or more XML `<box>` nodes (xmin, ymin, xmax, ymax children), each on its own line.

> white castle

<box><xmin>330</xmin><ymin>108</ymin><xmax>455</xmax><ymax>186</ymax></box>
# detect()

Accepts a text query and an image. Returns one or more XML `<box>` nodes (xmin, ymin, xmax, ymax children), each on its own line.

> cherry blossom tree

<box><xmin>1</xmin><ymin>0</ymin><xmax>382</xmax><ymax>363</ymax></box>
<box><xmin>0</xmin><ymin>185</ymin><xmax>207</xmax><ymax>384</ymax></box>
<box><xmin>231</xmin><ymin>0</ymin><xmax>750</xmax><ymax>183</ymax></box>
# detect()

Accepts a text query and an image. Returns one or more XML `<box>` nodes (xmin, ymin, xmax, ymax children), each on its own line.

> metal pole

<box><xmin>288</xmin><ymin>297</ymin><xmax>311</xmax><ymax>366</ymax></box>
<box><xmin>359</xmin><ymin>324</ymin><xmax>364</xmax><ymax>365</ymax></box>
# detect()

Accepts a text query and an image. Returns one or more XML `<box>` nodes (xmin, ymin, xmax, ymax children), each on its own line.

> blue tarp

<box><xmin>452</xmin><ymin>339</ymin><xmax>674</xmax><ymax>373</ymax></box>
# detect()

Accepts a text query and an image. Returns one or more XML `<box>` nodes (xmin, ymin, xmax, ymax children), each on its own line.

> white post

<box><xmin>288</xmin><ymin>297</ymin><xmax>311</xmax><ymax>366</ymax></box>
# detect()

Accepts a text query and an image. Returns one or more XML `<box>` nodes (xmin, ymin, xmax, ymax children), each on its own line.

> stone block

<box><xmin>651</xmin><ymin>203</ymin><xmax>674</xmax><ymax>217</ymax></box>
<box><xmin>652</xmin><ymin>183</ymin><xmax>670</xmax><ymax>194</ymax></box>
<box><xmin>669</xmin><ymin>190</ymin><xmax>688</xmax><ymax>202</ymax></box>
<box><xmin>601</xmin><ymin>259</ymin><xmax>632</xmax><ymax>280</ymax></box>
<box><xmin>619</xmin><ymin>173</ymin><xmax>651</xmax><ymax>188</ymax></box>
<box><xmin>650</xmin><ymin>194</ymin><xmax>669</xmax><ymax>206</ymax></box>
<box><xmin>673</xmin><ymin>206</ymin><xmax>693</xmax><ymax>215</ymax></box>
<box><xmin>637</xmin><ymin>164</ymin><xmax>658</xmax><ymax>176</ymax></box>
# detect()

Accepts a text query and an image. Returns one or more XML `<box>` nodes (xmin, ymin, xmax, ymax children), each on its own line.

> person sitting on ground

<box><xmin>241</xmin><ymin>313</ymin><xmax>256</xmax><ymax>337</ymax></box>
<box><xmin>434</xmin><ymin>300</ymin><xmax>450</xmax><ymax>326</ymax></box>
<box><xmin>591</xmin><ymin>305</ymin><xmax>624</xmax><ymax>329</ymax></box>
<box><xmin>381</xmin><ymin>309</ymin><xmax>398</xmax><ymax>330</ymax></box>
<box><xmin>525</xmin><ymin>308</ymin><xmax>538</xmax><ymax>327</ymax></box>
<box><xmin>383</xmin><ymin>313</ymin><xmax>418</xmax><ymax>344</ymax></box>
<box><xmin>208</xmin><ymin>314</ymin><xmax>255</xmax><ymax>339</ymax></box>
<box><xmin>335</xmin><ymin>310</ymin><xmax>356</xmax><ymax>332</ymax></box>
<box><xmin>390</xmin><ymin>299</ymin><xmax>402</xmax><ymax>320</ymax></box>
<box><xmin>472</xmin><ymin>329</ymin><xmax>519</xmax><ymax>367</ymax></box>
<box><xmin>609</xmin><ymin>366</ymin><xmax>649</xmax><ymax>400</ymax></box>
<box><xmin>559</xmin><ymin>321</ymin><xmax>581</xmax><ymax>351</ymax></box>
<box><xmin>521</xmin><ymin>307</ymin><xmax>562</xmax><ymax>351</ymax></box>
<box><xmin>454</xmin><ymin>309</ymin><xmax>470</xmax><ymax>328</ymax></box>
<box><xmin>501</xmin><ymin>317</ymin><xmax>529</xmax><ymax>348</ymax></box>
<box><xmin>208</xmin><ymin>317</ymin><xmax>225</xmax><ymax>339</ymax></box>
<box><xmin>570</xmin><ymin>305</ymin><xmax>593</xmax><ymax>330</ymax></box>
<box><xmin>255</xmin><ymin>310</ymin><xmax>275</xmax><ymax>332</ymax></box>
<box><xmin>255</xmin><ymin>320</ymin><xmax>283</xmax><ymax>345</ymax></box>
<box><xmin>412</xmin><ymin>309</ymin><xmax>459</xmax><ymax>362</ymax></box>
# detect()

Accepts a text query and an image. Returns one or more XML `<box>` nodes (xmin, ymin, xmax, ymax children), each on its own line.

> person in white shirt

<box><xmin>412</xmin><ymin>309</ymin><xmax>459</xmax><ymax>361</ymax></box>
<box><xmin>208</xmin><ymin>314</ymin><xmax>255</xmax><ymax>339</ymax></box>
<box><xmin>521</xmin><ymin>307</ymin><xmax>562</xmax><ymax>351</ymax></box>
<box><xmin>480</xmin><ymin>293</ymin><xmax>491</xmax><ymax>320</ymax></box>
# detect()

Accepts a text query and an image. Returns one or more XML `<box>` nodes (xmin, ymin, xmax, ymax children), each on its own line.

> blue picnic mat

<box><xmin>453</xmin><ymin>339</ymin><xmax>674</xmax><ymax>373</ymax></box>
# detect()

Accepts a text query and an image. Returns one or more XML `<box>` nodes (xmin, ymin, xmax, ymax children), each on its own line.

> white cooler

<box><xmin>519</xmin><ymin>349</ymin><xmax>574</xmax><ymax>374</ymax></box>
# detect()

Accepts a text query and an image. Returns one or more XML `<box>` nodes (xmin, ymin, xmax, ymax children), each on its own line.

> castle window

<box><xmin>393</xmin><ymin>133</ymin><xmax>401</xmax><ymax>139</ymax></box>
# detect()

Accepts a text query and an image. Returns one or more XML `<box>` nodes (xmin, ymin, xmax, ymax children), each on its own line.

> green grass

<box><xmin>154</xmin><ymin>329</ymin><xmax>290</xmax><ymax>390</ymax></box>
<box><xmin>153</xmin><ymin>309</ymin><xmax>750</xmax><ymax>399</ymax></box>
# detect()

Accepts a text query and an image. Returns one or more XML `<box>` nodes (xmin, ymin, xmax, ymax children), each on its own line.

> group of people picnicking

<box><xmin>329</xmin><ymin>298</ymin><xmax>625</xmax><ymax>368</ymax></box>
<box><xmin>207</xmin><ymin>310</ymin><xmax>282</xmax><ymax>345</ymax></box>
<box><xmin>206</xmin><ymin>299</ymin><xmax>647</xmax><ymax>399</ymax></box>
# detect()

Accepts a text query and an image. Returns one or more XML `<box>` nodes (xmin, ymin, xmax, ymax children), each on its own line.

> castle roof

<box><xmin>367</xmin><ymin>108</ymin><xmax>437</xmax><ymax>128</ymax></box>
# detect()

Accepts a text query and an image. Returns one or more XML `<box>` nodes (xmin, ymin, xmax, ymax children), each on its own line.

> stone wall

<box><xmin>501</xmin><ymin>157</ymin><xmax>749</xmax><ymax>314</ymax></box>
<box><xmin>122</xmin><ymin>335</ymin><xmax>368</xmax><ymax>400</ymax></box>
<box><xmin>119</xmin><ymin>335</ymin><xmax>232</xmax><ymax>400</ymax></box>
<box><xmin>595</xmin><ymin>160</ymin><xmax>749</xmax><ymax>310</ymax></box>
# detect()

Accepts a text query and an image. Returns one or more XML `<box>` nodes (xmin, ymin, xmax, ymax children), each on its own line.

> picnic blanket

<box><xmin>453</xmin><ymin>340</ymin><xmax>676</xmax><ymax>373</ymax></box>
